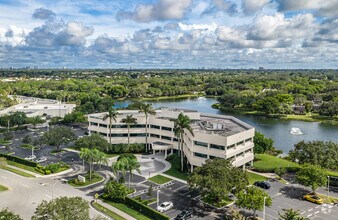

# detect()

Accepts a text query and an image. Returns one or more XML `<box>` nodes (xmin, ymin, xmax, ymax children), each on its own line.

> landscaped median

<box><xmin>68</xmin><ymin>173</ymin><xmax>104</xmax><ymax>187</ymax></box>
<box><xmin>0</xmin><ymin>184</ymin><xmax>8</xmax><ymax>191</ymax></box>
<box><xmin>148</xmin><ymin>174</ymin><xmax>172</xmax><ymax>184</ymax></box>
<box><xmin>1</xmin><ymin>165</ymin><xmax>35</xmax><ymax>178</ymax></box>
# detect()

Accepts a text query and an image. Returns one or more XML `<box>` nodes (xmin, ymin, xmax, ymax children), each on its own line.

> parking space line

<box><xmin>307</xmin><ymin>214</ymin><xmax>312</xmax><ymax>217</ymax></box>
<box><xmin>182</xmin><ymin>190</ymin><xmax>192</xmax><ymax>195</ymax></box>
<box><xmin>0</xmin><ymin>175</ymin><xmax>7</xmax><ymax>179</ymax></box>
<box><xmin>315</xmin><ymin>211</ymin><xmax>319</xmax><ymax>214</ymax></box>
<box><xmin>173</xmin><ymin>185</ymin><xmax>188</xmax><ymax>192</ymax></box>
<box><xmin>308</xmin><ymin>208</ymin><xmax>313</xmax><ymax>212</ymax></box>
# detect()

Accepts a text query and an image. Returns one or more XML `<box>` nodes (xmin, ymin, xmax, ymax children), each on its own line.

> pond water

<box><xmin>114</xmin><ymin>97</ymin><xmax>338</xmax><ymax>153</ymax></box>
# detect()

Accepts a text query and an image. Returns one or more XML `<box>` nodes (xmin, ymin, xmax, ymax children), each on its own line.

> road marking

<box><xmin>300</xmin><ymin>211</ymin><xmax>306</xmax><ymax>215</ymax></box>
<box><xmin>308</xmin><ymin>208</ymin><xmax>313</xmax><ymax>212</ymax></box>
<box><xmin>21</xmin><ymin>184</ymin><xmax>29</xmax><ymax>188</ymax></box>
<box><xmin>173</xmin><ymin>185</ymin><xmax>188</xmax><ymax>192</ymax></box>
<box><xmin>0</xmin><ymin>175</ymin><xmax>7</xmax><ymax>179</ymax></box>
<box><xmin>315</xmin><ymin>206</ymin><xmax>321</xmax><ymax>209</ymax></box>
<box><xmin>44</xmin><ymin>194</ymin><xmax>52</xmax><ymax>199</ymax></box>
<box><xmin>315</xmin><ymin>211</ymin><xmax>319</xmax><ymax>214</ymax></box>
<box><xmin>182</xmin><ymin>190</ymin><xmax>192</xmax><ymax>195</ymax></box>
<box><xmin>307</xmin><ymin>214</ymin><xmax>312</xmax><ymax>217</ymax></box>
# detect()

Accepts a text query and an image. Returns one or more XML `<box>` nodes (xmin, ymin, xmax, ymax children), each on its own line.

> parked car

<box><xmin>253</xmin><ymin>181</ymin><xmax>271</xmax><ymax>189</ymax></box>
<box><xmin>36</xmin><ymin>157</ymin><xmax>47</xmax><ymax>163</ymax></box>
<box><xmin>303</xmin><ymin>193</ymin><xmax>323</xmax><ymax>204</ymax></box>
<box><xmin>175</xmin><ymin>210</ymin><xmax>192</xmax><ymax>220</ymax></box>
<box><xmin>156</xmin><ymin>202</ymin><xmax>173</xmax><ymax>212</ymax></box>
<box><xmin>25</xmin><ymin>155</ymin><xmax>36</xmax><ymax>161</ymax></box>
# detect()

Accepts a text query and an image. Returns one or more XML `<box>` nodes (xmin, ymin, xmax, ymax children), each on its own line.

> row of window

<box><xmin>91</xmin><ymin>122</ymin><xmax>174</xmax><ymax>131</ymax></box>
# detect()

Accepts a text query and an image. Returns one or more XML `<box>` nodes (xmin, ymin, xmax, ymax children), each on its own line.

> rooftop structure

<box><xmin>0</xmin><ymin>95</ymin><xmax>76</xmax><ymax>117</ymax></box>
<box><xmin>88</xmin><ymin>108</ymin><xmax>255</xmax><ymax>170</ymax></box>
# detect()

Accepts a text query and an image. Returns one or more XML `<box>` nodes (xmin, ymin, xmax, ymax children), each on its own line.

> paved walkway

<box><xmin>160</xmin><ymin>173</ymin><xmax>187</xmax><ymax>184</ymax></box>
<box><xmin>247</xmin><ymin>169</ymin><xmax>277</xmax><ymax>179</ymax></box>
<box><xmin>95</xmin><ymin>200</ymin><xmax>137</xmax><ymax>220</ymax></box>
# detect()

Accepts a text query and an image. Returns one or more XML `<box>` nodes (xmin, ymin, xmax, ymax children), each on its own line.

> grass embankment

<box><xmin>68</xmin><ymin>173</ymin><xmax>104</xmax><ymax>187</ymax></box>
<box><xmin>202</xmin><ymin>195</ymin><xmax>233</xmax><ymax>207</ymax></box>
<box><xmin>0</xmin><ymin>184</ymin><xmax>8</xmax><ymax>191</ymax></box>
<box><xmin>1</xmin><ymin>166</ymin><xmax>35</xmax><ymax>178</ymax></box>
<box><xmin>317</xmin><ymin>194</ymin><xmax>338</xmax><ymax>204</ymax></box>
<box><xmin>104</xmin><ymin>200</ymin><xmax>151</xmax><ymax>220</ymax></box>
<box><xmin>253</xmin><ymin>154</ymin><xmax>300</xmax><ymax>173</ymax></box>
<box><xmin>148</xmin><ymin>175</ymin><xmax>172</xmax><ymax>184</ymax></box>
<box><xmin>7</xmin><ymin>160</ymin><xmax>41</xmax><ymax>174</ymax></box>
<box><xmin>163</xmin><ymin>162</ymin><xmax>188</xmax><ymax>181</ymax></box>
<box><xmin>92</xmin><ymin>202</ymin><xmax>126</xmax><ymax>220</ymax></box>
<box><xmin>246</xmin><ymin>172</ymin><xmax>268</xmax><ymax>185</ymax></box>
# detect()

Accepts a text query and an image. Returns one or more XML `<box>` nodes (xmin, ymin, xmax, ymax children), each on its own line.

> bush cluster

<box><xmin>109</xmin><ymin>143</ymin><xmax>145</xmax><ymax>154</ymax></box>
<box><xmin>35</xmin><ymin>162</ymin><xmax>69</xmax><ymax>175</ymax></box>
<box><xmin>166</xmin><ymin>154</ymin><xmax>181</xmax><ymax>171</ymax></box>
<box><xmin>252</xmin><ymin>166</ymin><xmax>299</xmax><ymax>173</ymax></box>
<box><xmin>125</xmin><ymin>197</ymin><xmax>169</xmax><ymax>220</ymax></box>
<box><xmin>0</xmin><ymin>153</ymin><xmax>37</xmax><ymax>167</ymax></box>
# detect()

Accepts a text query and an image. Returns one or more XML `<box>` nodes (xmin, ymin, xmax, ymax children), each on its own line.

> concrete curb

<box><xmin>6</xmin><ymin>165</ymin><xmax>42</xmax><ymax>177</ymax></box>
<box><xmin>39</xmin><ymin>168</ymin><xmax>74</xmax><ymax>178</ymax></box>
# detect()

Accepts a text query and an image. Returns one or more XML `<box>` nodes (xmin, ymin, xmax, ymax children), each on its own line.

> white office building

<box><xmin>0</xmin><ymin>95</ymin><xmax>76</xmax><ymax>117</ymax></box>
<box><xmin>88</xmin><ymin>108</ymin><xmax>255</xmax><ymax>170</ymax></box>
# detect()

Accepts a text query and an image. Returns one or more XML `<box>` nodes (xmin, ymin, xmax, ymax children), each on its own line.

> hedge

<box><xmin>125</xmin><ymin>197</ymin><xmax>169</xmax><ymax>220</ymax></box>
<box><xmin>0</xmin><ymin>153</ymin><xmax>37</xmax><ymax>167</ymax></box>
<box><xmin>252</xmin><ymin>166</ymin><xmax>300</xmax><ymax>173</ymax></box>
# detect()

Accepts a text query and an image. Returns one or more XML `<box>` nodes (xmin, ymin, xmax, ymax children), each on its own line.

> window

<box><xmin>210</xmin><ymin>144</ymin><xmax>225</xmax><ymax>150</ymax></box>
<box><xmin>112</xmin><ymin>124</ymin><xmax>127</xmax><ymax>128</ymax></box>
<box><xmin>150</xmin><ymin>134</ymin><xmax>160</xmax><ymax>138</ymax></box>
<box><xmin>245</xmin><ymin>138</ymin><xmax>252</xmax><ymax>143</ymax></box>
<box><xmin>194</xmin><ymin>141</ymin><xmax>208</xmax><ymax>148</ymax></box>
<box><xmin>130</xmin><ymin>133</ymin><xmax>146</xmax><ymax>137</ymax></box>
<box><xmin>161</xmin><ymin>136</ymin><xmax>172</xmax><ymax>141</ymax></box>
<box><xmin>209</xmin><ymin>155</ymin><xmax>221</xmax><ymax>159</ymax></box>
<box><xmin>237</xmin><ymin>141</ymin><xmax>244</xmax><ymax>146</ymax></box>
<box><xmin>173</xmin><ymin>138</ymin><xmax>178</xmax><ymax>142</ymax></box>
<box><xmin>162</xmin><ymin>126</ymin><xmax>172</xmax><ymax>131</ymax></box>
<box><xmin>150</xmin><ymin>125</ymin><xmax>160</xmax><ymax>129</ymax></box>
<box><xmin>194</xmin><ymin>152</ymin><xmax>208</xmax><ymax>158</ymax></box>
<box><xmin>99</xmin><ymin>124</ymin><xmax>107</xmax><ymax>128</ymax></box>
<box><xmin>90</xmin><ymin>122</ymin><xmax>98</xmax><ymax>126</ymax></box>
<box><xmin>134</xmin><ymin>124</ymin><xmax>146</xmax><ymax>128</ymax></box>
<box><xmin>227</xmin><ymin>144</ymin><xmax>235</xmax><ymax>150</ymax></box>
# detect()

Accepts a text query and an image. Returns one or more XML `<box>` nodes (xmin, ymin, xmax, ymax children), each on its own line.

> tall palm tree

<box><xmin>103</xmin><ymin>108</ymin><xmax>118</xmax><ymax>149</ymax></box>
<box><xmin>111</xmin><ymin>157</ymin><xmax>129</xmax><ymax>181</ymax></box>
<box><xmin>139</xmin><ymin>103</ymin><xmax>156</xmax><ymax>153</ymax></box>
<box><xmin>79</xmin><ymin>148</ymin><xmax>94</xmax><ymax>181</ymax></box>
<box><xmin>97</xmin><ymin>150</ymin><xmax>109</xmax><ymax>171</ymax></box>
<box><xmin>174</xmin><ymin>113</ymin><xmax>194</xmax><ymax>172</ymax></box>
<box><xmin>120</xmin><ymin>114</ymin><xmax>137</xmax><ymax>146</ymax></box>
<box><xmin>126</xmin><ymin>158</ymin><xmax>141</xmax><ymax>189</ymax></box>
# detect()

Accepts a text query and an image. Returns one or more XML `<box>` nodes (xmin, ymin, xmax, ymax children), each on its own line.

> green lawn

<box><xmin>1</xmin><ymin>166</ymin><xmax>35</xmax><ymax>178</ymax></box>
<box><xmin>201</xmin><ymin>195</ymin><xmax>233</xmax><ymax>208</ymax></box>
<box><xmin>7</xmin><ymin>160</ymin><xmax>41</xmax><ymax>174</ymax></box>
<box><xmin>92</xmin><ymin>202</ymin><xmax>126</xmax><ymax>220</ymax></box>
<box><xmin>253</xmin><ymin>154</ymin><xmax>300</xmax><ymax>172</ymax></box>
<box><xmin>163</xmin><ymin>161</ymin><xmax>188</xmax><ymax>181</ymax></box>
<box><xmin>18</xmin><ymin>144</ymin><xmax>39</xmax><ymax>150</ymax></box>
<box><xmin>148</xmin><ymin>175</ymin><xmax>172</xmax><ymax>184</ymax></box>
<box><xmin>68</xmin><ymin>173</ymin><xmax>104</xmax><ymax>187</ymax></box>
<box><xmin>0</xmin><ymin>184</ymin><xmax>8</xmax><ymax>191</ymax></box>
<box><xmin>104</xmin><ymin>200</ymin><xmax>151</xmax><ymax>220</ymax></box>
<box><xmin>0</xmin><ymin>139</ymin><xmax>12</xmax><ymax>145</ymax></box>
<box><xmin>246</xmin><ymin>172</ymin><xmax>268</xmax><ymax>185</ymax></box>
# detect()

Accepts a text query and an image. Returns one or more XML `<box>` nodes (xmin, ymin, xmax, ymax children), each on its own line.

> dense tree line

<box><xmin>0</xmin><ymin>69</ymin><xmax>337</xmax><ymax>116</ymax></box>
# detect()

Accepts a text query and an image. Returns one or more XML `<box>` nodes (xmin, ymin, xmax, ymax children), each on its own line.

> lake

<box><xmin>114</xmin><ymin>97</ymin><xmax>338</xmax><ymax>153</ymax></box>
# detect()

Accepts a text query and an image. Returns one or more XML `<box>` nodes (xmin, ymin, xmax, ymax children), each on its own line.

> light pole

<box><xmin>263</xmin><ymin>196</ymin><xmax>267</xmax><ymax>220</ymax></box>
<box><xmin>157</xmin><ymin>190</ymin><xmax>160</xmax><ymax>208</ymax></box>
<box><xmin>327</xmin><ymin>176</ymin><xmax>330</xmax><ymax>199</ymax></box>
<box><xmin>42</xmin><ymin>180</ymin><xmax>60</xmax><ymax>200</ymax></box>
<box><xmin>32</xmin><ymin>146</ymin><xmax>34</xmax><ymax>157</ymax></box>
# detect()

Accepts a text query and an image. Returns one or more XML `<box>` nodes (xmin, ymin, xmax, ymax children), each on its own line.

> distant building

<box><xmin>259</xmin><ymin>67</ymin><xmax>264</xmax><ymax>70</ymax></box>
<box><xmin>0</xmin><ymin>95</ymin><xmax>76</xmax><ymax>118</ymax></box>
<box><xmin>291</xmin><ymin>105</ymin><xmax>306</xmax><ymax>115</ymax></box>
<box><xmin>88</xmin><ymin>108</ymin><xmax>255</xmax><ymax>170</ymax></box>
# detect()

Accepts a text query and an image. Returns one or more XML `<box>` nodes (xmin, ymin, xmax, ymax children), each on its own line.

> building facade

<box><xmin>88</xmin><ymin>108</ymin><xmax>255</xmax><ymax>170</ymax></box>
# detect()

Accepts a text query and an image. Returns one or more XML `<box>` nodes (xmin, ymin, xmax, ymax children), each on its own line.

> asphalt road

<box><xmin>0</xmin><ymin>169</ymin><xmax>104</xmax><ymax>220</ymax></box>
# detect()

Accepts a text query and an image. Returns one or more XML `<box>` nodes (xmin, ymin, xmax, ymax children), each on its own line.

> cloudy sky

<box><xmin>0</xmin><ymin>0</ymin><xmax>337</xmax><ymax>69</ymax></box>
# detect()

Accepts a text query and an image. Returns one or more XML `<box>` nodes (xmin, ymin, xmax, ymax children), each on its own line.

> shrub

<box><xmin>166</xmin><ymin>154</ymin><xmax>181</xmax><ymax>170</ymax></box>
<box><xmin>103</xmin><ymin>181</ymin><xmax>128</xmax><ymax>202</ymax></box>
<box><xmin>0</xmin><ymin>153</ymin><xmax>37</xmax><ymax>167</ymax></box>
<box><xmin>110</xmin><ymin>143</ymin><xmax>145</xmax><ymax>154</ymax></box>
<box><xmin>125</xmin><ymin>197</ymin><xmax>169</xmax><ymax>220</ymax></box>
<box><xmin>35</xmin><ymin>162</ymin><xmax>69</xmax><ymax>175</ymax></box>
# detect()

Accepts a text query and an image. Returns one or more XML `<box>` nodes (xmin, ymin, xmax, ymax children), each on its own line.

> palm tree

<box><xmin>120</xmin><ymin>114</ymin><xmax>137</xmax><ymax>146</ymax></box>
<box><xmin>125</xmin><ymin>158</ymin><xmax>141</xmax><ymax>189</ymax></box>
<box><xmin>111</xmin><ymin>157</ymin><xmax>129</xmax><ymax>181</ymax></box>
<box><xmin>174</xmin><ymin>113</ymin><xmax>194</xmax><ymax>172</ymax></box>
<box><xmin>139</xmin><ymin>103</ymin><xmax>156</xmax><ymax>153</ymax></box>
<box><xmin>79</xmin><ymin>148</ymin><xmax>100</xmax><ymax>181</ymax></box>
<box><xmin>103</xmin><ymin>108</ymin><xmax>118</xmax><ymax>149</ymax></box>
<box><xmin>97</xmin><ymin>150</ymin><xmax>109</xmax><ymax>171</ymax></box>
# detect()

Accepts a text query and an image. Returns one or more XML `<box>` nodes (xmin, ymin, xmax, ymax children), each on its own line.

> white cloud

<box><xmin>242</xmin><ymin>0</ymin><xmax>270</xmax><ymax>15</ymax></box>
<box><xmin>117</xmin><ymin>0</ymin><xmax>192</xmax><ymax>22</ymax></box>
<box><xmin>277</xmin><ymin>0</ymin><xmax>338</xmax><ymax>17</ymax></box>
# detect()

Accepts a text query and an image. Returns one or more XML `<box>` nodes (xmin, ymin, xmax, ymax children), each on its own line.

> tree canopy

<box><xmin>296</xmin><ymin>163</ymin><xmax>327</xmax><ymax>193</ymax></box>
<box><xmin>0</xmin><ymin>208</ymin><xmax>22</xmax><ymax>220</ymax></box>
<box><xmin>31</xmin><ymin>197</ymin><xmax>90</xmax><ymax>220</ymax></box>
<box><xmin>39</xmin><ymin>126</ymin><xmax>77</xmax><ymax>149</ymax></box>
<box><xmin>75</xmin><ymin>133</ymin><xmax>110</xmax><ymax>152</ymax></box>
<box><xmin>188</xmin><ymin>158</ymin><xmax>248</xmax><ymax>203</ymax></box>
<box><xmin>253</xmin><ymin>131</ymin><xmax>274</xmax><ymax>154</ymax></box>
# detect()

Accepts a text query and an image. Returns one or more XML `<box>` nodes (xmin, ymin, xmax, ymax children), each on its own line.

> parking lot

<box><xmin>245</xmin><ymin>181</ymin><xmax>338</xmax><ymax>220</ymax></box>
<box><xmin>0</xmin><ymin>125</ymin><xmax>87</xmax><ymax>165</ymax></box>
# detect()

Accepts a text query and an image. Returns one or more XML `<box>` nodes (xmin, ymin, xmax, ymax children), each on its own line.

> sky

<box><xmin>0</xmin><ymin>0</ymin><xmax>337</xmax><ymax>69</ymax></box>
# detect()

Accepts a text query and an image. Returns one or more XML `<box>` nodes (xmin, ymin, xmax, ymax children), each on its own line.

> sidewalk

<box><xmin>160</xmin><ymin>173</ymin><xmax>187</xmax><ymax>184</ymax></box>
<box><xmin>94</xmin><ymin>200</ymin><xmax>137</xmax><ymax>220</ymax></box>
<box><xmin>247</xmin><ymin>169</ymin><xmax>277</xmax><ymax>179</ymax></box>
<box><xmin>7</xmin><ymin>165</ymin><xmax>42</xmax><ymax>177</ymax></box>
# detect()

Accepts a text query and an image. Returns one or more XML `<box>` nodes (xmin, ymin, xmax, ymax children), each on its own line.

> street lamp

<box><xmin>327</xmin><ymin>176</ymin><xmax>330</xmax><ymax>199</ymax></box>
<box><xmin>157</xmin><ymin>190</ymin><xmax>160</xmax><ymax>208</ymax></box>
<box><xmin>42</xmin><ymin>180</ymin><xmax>60</xmax><ymax>200</ymax></box>
<box><xmin>263</xmin><ymin>196</ymin><xmax>267</xmax><ymax>220</ymax></box>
